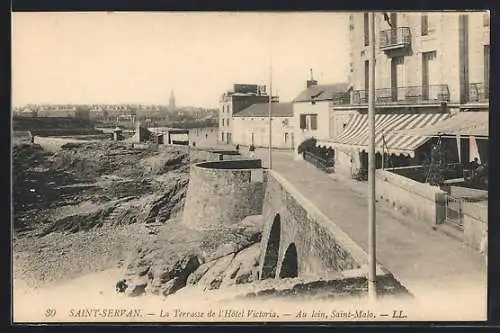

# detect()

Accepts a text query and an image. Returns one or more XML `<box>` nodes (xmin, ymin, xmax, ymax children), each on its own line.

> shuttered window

<box><xmin>364</xmin><ymin>13</ymin><xmax>369</xmax><ymax>46</ymax></box>
<box><xmin>421</xmin><ymin>14</ymin><xmax>428</xmax><ymax>36</ymax></box>
<box><xmin>299</xmin><ymin>114</ymin><xmax>307</xmax><ymax>129</ymax></box>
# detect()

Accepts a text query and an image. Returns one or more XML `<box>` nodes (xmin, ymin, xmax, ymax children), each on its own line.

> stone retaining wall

<box><xmin>376</xmin><ymin>169</ymin><xmax>446</xmax><ymax>225</ymax></box>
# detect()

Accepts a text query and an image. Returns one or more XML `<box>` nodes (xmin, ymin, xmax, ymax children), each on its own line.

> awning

<box><xmin>392</xmin><ymin>111</ymin><xmax>489</xmax><ymax>138</ymax></box>
<box><xmin>317</xmin><ymin>112</ymin><xmax>451</xmax><ymax>156</ymax></box>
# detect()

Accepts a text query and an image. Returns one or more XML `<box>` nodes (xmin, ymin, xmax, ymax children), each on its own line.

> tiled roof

<box><xmin>293</xmin><ymin>83</ymin><xmax>350</xmax><ymax>103</ymax></box>
<box><xmin>233</xmin><ymin>102</ymin><xmax>293</xmax><ymax>118</ymax></box>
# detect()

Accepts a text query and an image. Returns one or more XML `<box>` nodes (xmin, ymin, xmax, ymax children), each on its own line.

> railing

<box><xmin>444</xmin><ymin>194</ymin><xmax>464</xmax><ymax>231</ymax></box>
<box><xmin>304</xmin><ymin>151</ymin><xmax>335</xmax><ymax>173</ymax></box>
<box><xmin>350</xmin><ymin>84</ymin><xmax>450</xmax><ymax>105</ymax></box>
<box><xmin>468</xmin><ymin>82</ymin><xmax>489</xmax><ymax>103</ymax></box>
<box><xmin>330</xmin><ymin>93</ymin><xmax>351</xmax><ymax>105</ymax></box>
<box><xmin>379</xmin><ymin>27</ymin><xmax>411</xmax><ymax>50</ymax></box>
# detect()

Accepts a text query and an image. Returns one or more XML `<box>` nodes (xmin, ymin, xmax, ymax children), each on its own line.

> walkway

<box><xmin>241</xmin><ymin>148</ymin><xmax>487</xmax><ymax>312</ymax></box>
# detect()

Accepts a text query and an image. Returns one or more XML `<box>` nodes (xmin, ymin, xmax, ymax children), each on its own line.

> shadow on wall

<box><xmin>261</xmin><ymin>214</ymin><xmax>281</xmax><ymax>279</ymax></box>
<box><xmin>279</xmin><ymin>243</ymin><xmax>298</xmax><ymax>279</ymax></box>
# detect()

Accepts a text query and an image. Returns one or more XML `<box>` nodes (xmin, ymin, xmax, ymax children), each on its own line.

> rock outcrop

<box><xmin>118</xmin><ymin>215</ymin><xmax>264</xmax><ymax>297</ymax></box>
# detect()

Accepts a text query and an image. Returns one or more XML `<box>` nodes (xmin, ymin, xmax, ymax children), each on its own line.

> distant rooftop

<box><xmin>293</xmin><ymin>83</ymin><xmax>350</xmax><ymax>103</ymax></box>
<box><xmin>233</xmin><ymin>102</ymin><xmax>293</xmax><ymax>118</ymax></box>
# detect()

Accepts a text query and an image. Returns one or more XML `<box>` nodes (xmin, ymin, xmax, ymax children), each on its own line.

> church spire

<box><xmin>169</xmin><ymin>89</ymin><xmax>176</xmax><ymax>110</ymax></box>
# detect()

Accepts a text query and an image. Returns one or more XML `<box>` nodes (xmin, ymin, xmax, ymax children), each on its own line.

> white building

<box><xmin>232</xmin><ymin>102</ymin><xmax>294</xmax><ymax>149</ymax></box>
<box><xmin>293</xmin><ymin>80</ymin><xmax>349</xmax><ymax>160</ymax></box>
<box><xmin>316</xmin><ymin>11</ymin><xmax>490</xmax><ymax>176</ymax></box>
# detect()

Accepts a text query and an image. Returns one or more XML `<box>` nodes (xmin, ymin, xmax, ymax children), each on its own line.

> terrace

<box><xmin>331</xmin><ymin>84</ymin><xmax>450</xmax><ymax>107</ymax></box>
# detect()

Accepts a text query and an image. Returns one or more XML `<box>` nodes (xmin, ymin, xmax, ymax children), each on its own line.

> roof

<box><xmin>293</xmin><ymin>83</ymin><xmax>350</xmax><ymax>103</ymax></box>
<box><xmin>233</xmin><ymin>102</ymin><xmax>293</xmax><ymax>118</ymax></box>
<box><xmin>319</xmin><ymin>112</ymin><xmax>451</xmax><ymax>157</ymax></box>
<box><xmin>393</xmin><ymin>111</ymin><xmax>488</xmax><ymax>137</ymax></box>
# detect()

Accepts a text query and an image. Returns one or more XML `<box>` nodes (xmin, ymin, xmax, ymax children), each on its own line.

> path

<box><xmin>240</xmin><ymin>147</ymin><xmax>486</xmax><ymax>315</ymax></box>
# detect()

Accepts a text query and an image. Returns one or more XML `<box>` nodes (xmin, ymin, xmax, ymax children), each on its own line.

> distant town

<box><xmin>12</xmin><ymin>92</ymin><xmax>219</xmax><ymax>129</ymax></box>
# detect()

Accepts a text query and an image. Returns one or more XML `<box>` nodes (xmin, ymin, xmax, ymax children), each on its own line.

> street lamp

<box><xmin>367</xmin><ymin>11</ymin><xmax>377</xmax><ymax>302</ymax></box>
<box><xmin>268</xmin><ymin>58</ymin><xmax>273</xmax><ymax>170</ymax></box>
<box><xmin>367</xmin><ymin>11</ymin><xmax>394</xmax><ymax>302</ymax></box>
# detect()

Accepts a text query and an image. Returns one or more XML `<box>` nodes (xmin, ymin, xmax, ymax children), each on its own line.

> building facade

<box><xmin>347</xmin><ymin>11</ymin><xmax>489</xmax><ymax>107</ymax></box>
<box><xmin>320</xmin><ymin>11</ymin><xmax>490</xmax><ymax>176</ymax></box>
<box><xmin>292</xmin><ymin>80</ymin><xmax>349</xmax><ymax>160</ymax></box>
<box><xmin>232</xmin><ymin>102</ymin><xmax>295</xmax><ymax>149</ymax></box>
<box><xmin>218</xmin><ymin>84</ymin><xmax>276</xmax><ymax>145</ymax></box>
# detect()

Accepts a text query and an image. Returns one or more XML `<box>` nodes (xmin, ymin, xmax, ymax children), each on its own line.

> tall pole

<box><xmin>367</xmin><ymin>11</ymin><xmax>377</xmax><ymax>301</ymax></box>
<box><xmin>268</xmin><ymin>59</ymin><xmax>273</xmax><ymax>169</ymax></box>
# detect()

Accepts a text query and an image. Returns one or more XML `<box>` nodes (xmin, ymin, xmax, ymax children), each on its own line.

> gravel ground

<box><xmin>13</xmin><ymin>223</ymin><xmax>154</xmax><ymax>290</ymax></box>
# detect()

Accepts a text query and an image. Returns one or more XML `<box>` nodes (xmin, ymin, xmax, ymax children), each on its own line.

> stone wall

<box><xmin>462</xmin><ymin>200</ymin><xmax>488</xmax><ymax>250</ymax></box>
<box><xmin>258</xmin><ymin>171</ymin><xmax>375</xmax><ymax>280</ymax></box>
<box><xmin>375</xmin><ymin>169</ymin><xmax>447</xmax><ymax>225</ymax></box>
<box><xmin>182</xmin><ymin>159</ymin><xmax>267</xmax><ymax>230</ymax></box>
<box><xmin>189</xmin><ymin>148</ymin><xmax>242</xmax><ymax>163</ymax></box>
<box><xmin>33</xmin><ymin>136</ymin><xmax>102</xmax><ymax>152</ymax></box>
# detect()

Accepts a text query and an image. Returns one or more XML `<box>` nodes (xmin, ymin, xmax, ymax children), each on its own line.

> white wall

<box><xmin>232</xmin><ymin>116</ymin><xmax>295</xmax><ymax>149</ymax></box>
<box><xmin>349</xmin><ymin>12</ymin><xmax>490</xmax><ymax>104</ymax></box>
<box><xmin>468</xmin><ymin>12</ymin><xmax>490</xmax><ymax>86</ymax></box>
<box><xmin>293</xmin><ymin>101</ymin><xmax>330</xmax><ymax>159</ymax></box>
<box><xmin>330</xmin><ymin>110</ymin><xmax>357</xmax><ymax>141</ymax></box>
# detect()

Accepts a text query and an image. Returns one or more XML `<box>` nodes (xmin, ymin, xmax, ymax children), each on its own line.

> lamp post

<box><xmin>268</xmin><ymin>59</ymin><xmax>273</xmax><ymax>169</ymax></box>
<box><xmin>367</xmin><ymin>11</ymin><xmax>377</xmax><ymax>301</ymax></box>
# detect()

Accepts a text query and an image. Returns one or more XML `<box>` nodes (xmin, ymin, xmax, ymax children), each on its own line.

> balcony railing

<box><xmin>347</xmin><ymin>84</ymin><xmax>450</xmax><ymax>105</ymax></box>
<box><xmin>468</xmin><ymin>82</ymin><xmax>489</xmax><ymax>103</ymax></box>
<box><xmin>379</xmin><ymin>27</ymin><xmax>411</xmax><ymax>51</ymax></box>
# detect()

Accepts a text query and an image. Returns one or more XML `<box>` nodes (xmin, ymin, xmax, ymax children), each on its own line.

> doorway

<box><xmin>422</xmin><ymin>51</ymin><xmax>437</xmax><ymax>100</ymax></box>
<box><xmin>391</xmin><ymin>56</ymin><xmax>405</xmax><ymax>101</ymax></box>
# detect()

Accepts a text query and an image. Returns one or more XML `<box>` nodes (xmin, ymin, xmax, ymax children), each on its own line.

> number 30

<box><xmin>45</xmin><ymin>309</ymin><xmax>56</xmax><ymax>317</ymax></box>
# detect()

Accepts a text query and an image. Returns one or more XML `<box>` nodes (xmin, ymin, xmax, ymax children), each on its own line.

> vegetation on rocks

<box><xmin>13</xmin><ymin>140</ymin><xmax>264</xmax><ymax>298</ymax></box>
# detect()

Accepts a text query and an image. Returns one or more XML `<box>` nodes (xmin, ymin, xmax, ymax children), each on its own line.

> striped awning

<box><xmin>392</xmin><ymin>111</ymin><xmax>488</xmax><ymax>138</ymax></box>
<box><xmin>318</xmin><ymin>112</ymin><xmax>451</xmax><ymax>156</ymax></box>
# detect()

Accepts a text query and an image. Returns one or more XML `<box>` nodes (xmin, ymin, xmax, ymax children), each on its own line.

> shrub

<box><xmin>297</xmin><ymin>137</ymin><xmax>317</xmax><ymax>154</ymax></box>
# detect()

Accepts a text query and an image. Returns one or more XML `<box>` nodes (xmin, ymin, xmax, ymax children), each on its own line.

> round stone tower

<box><xmin>182</xmin><ymin>159</ymin><xmax>267</xmax><ymax>230</ymax></box>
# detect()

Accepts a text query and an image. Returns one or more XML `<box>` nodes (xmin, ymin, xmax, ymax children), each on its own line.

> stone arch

<box><xmin>279</xmin><ymin>243</ymin><xmax>298</xmax><ymax>279</ymax></box>
<box><xmin>261</xmin><ymin>214</ymin><xmax>281</xmax><ymax>280</ymax></box>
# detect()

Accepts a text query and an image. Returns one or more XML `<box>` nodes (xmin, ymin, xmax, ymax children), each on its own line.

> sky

<box><xmin>12</xmin><ymin>12</ymin><xmax>350</xmax><ymax>109</ymax></box>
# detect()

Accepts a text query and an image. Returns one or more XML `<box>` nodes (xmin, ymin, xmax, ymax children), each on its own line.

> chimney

<box><xmin>307</xmin><ymin>68</ymin><xmax>318</xmax><ymax>88</ymax></box>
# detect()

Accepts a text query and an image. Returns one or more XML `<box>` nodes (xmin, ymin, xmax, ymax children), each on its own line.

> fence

<box><xmin>444</xmin><ymin>194</ymin><xmax>464</xmax><ymax>231</ymax></box>
<box><xmin>351</xmin><ymin>84</ymin><xmax>450</xmax><ymax>105</ymax></box>
<box><xmin>304</xmin><ymin>151</ymin><xmax>335</xmax><ymax>173</ymax></box>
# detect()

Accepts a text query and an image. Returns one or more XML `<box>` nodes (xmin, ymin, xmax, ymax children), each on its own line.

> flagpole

<box><xmin>368</xmin><ymin>11</ymin><xmax>377</xmax><ymax>301</ymax></box>
<box><xmin>268</xmin><ymin>58</ymin><xmax>273</xmax><ymax>170</ymax></box>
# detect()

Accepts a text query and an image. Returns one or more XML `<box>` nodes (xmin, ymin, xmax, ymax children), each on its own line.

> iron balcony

<box><xmin>379</xmin><ymin>27</ymin><xmax>412</xmax><ymax>51</ymax></box>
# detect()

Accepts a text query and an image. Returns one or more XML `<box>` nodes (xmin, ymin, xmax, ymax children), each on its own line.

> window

<box><xmin>484</xmin><ymin>45</ymin><xmax>490</xmax><ymax>94</ymax></box>
<box><xmin>310</xmin><ymin>114</ymin><xmax>318</xmax><ymax>130</ymax></box>
<box><xmin>484</xmin><ymin>12</ymin><xmax>490</xmax><ymax>27</ymax></box>
<box><xmin>421</xmin><ymin>14</ymin><xmax>428</xmax><ymax>36</ymax></box>
<box><xmin>299</xmin><ymin>114</ymin><xmax>307</xmax><ymax>129</ymax></box>
<box><xmin>284</xmin><ymin>132</ymin><xmax>289</xmax><ymax>143</ymax></box>
<box><xmin>221</xmin><ymin>132</ymin><xmax>225</xmax><ymax>141</ymax></box>
<box><xmin>300</xmin><ymin>114</ymin><xmax>318</xmax><ymax>131</ymax></box>
<box><xmin>364</xmin><ymin>13</ymin><xmax>369</xmax><ymax>46</ymax></box>
<box><xmin>227</xmin><ymin>118</ymin><xmax>230</xmax><ymax>126</ymax></box>
<box><xmin>364</xmin><ymin>60</ymin><xmax>370</xmax><ymax>93</ymax></box>
<box><xmin>222</xmin><ymin>119</ymin><xmax>224</xmax><ymax>126</ymax></box>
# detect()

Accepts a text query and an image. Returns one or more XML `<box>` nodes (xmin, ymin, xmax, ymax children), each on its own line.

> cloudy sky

<box><xmin>12</xmin><ymin>12</ymin><xmax>350</xmax><ymax>108</ymax></box>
